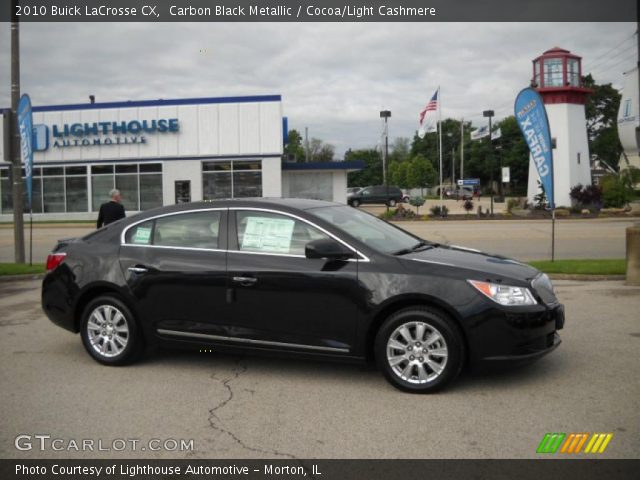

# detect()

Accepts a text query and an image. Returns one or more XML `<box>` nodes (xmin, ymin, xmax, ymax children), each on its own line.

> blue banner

<box><xmin>514</xmin><ymin>88</ymin><xmax>554</xmax><ymax>209</ymax></box>
<box><xmin>17</xmin><ymin>94</ymin><xmax>35</xmax><ymax>211</ymax></box>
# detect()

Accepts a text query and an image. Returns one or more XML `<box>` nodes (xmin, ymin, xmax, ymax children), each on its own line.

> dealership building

<box><xmin>0</xmin><ymin>95</ymin><xmax>361</xmax><ymax>220</ymax></box>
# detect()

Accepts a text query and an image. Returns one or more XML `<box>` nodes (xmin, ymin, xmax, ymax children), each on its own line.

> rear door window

<box><xmin>125</xmin><ymin>211</ymin><xmax>223</xmax><ymax>249</ymax></box>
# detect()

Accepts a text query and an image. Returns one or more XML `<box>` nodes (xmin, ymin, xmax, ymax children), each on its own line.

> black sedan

<box><xmin>42</xmin><ymin>198</ymin><xmax>564</xmax><ymax>393</ymax></box>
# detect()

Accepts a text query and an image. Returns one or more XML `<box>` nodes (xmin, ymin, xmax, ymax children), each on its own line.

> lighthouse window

<box><xmin>533</xmin><ymin>60</ymin><xmax>541</xmax><ymax>87</ymax></box>
<box><xmin>567</xmin><ymin>59</ymin><xmax>579</xmax><ymax>86</ymax></box>
<box><xmin>543</xmin><ymin>58</ymin><xmax>563</xmax><ymax>87</ymax></box>
<box><xmin>623</xmin><ymin>99</ymin><xmax>633</xmax><ymax>118</ymax></box>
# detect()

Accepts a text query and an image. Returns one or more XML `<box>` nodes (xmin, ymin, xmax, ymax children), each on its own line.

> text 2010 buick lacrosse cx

<box><xmin>42</xmin><ymin>198</ymin><xmax>564</xmax><ymax>393</ymax></box>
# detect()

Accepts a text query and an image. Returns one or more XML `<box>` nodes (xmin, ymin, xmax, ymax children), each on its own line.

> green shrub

<box><xmin>409</xmin><ymin>196</ymin><xmax>426</xmax><ymax>214</ymax></box>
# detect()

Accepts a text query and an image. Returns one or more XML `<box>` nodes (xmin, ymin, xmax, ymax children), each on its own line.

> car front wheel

<box><xmin>351</xmin><ymin>199</ymin><xmax>360</xmax><ymax>207</ymax></box>
<box><xmin>80</xmin><ymin>295</ymin><xmax>144</xmax><ymax>365</ymax></box>
<box><xmin>388</xmin><ymin>199</ymin><xmax>397</xmax><ymax>207</ymax></box>
<box><xmin>375</xmin><ymin>307</ymin><xmax>464</xmax><ymax>393</ymax></box>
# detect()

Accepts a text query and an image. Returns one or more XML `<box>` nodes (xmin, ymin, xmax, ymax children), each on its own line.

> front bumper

<box><xmin>465</xmin><ymin>302</ymin><xmax>565</xmax><ymax>365</ymax></box>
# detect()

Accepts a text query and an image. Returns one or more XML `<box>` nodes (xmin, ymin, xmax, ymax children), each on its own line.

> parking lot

<box><xmin>1</xmin><ymin>277</ymin><xmax>638</xmax><ymax>459</ymax></box>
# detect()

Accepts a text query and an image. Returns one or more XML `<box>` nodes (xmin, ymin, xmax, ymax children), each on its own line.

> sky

<box><xmin>0</xmin><ymin>22</ymin><xmax>636</xmax><ymax>157</ymax></box>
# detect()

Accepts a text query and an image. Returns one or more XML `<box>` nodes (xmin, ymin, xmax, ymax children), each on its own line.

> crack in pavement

<box><xmin>207</xmin><ymin>358</ymin><xmax>296</xmax><ymax>459</ymax></box>
<box><xmin>206</xmin><ymin>358</ymin><xmax>316</xmax><ymax>477</ymax></box>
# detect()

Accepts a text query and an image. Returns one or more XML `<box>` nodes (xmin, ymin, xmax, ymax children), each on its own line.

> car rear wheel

<box><xmin>351</xmin><ymin>199</ymin><xmax>360</xmax><ymax>207</ymax></box>
<box><xmin>375</xmin><ymin>307</ymin><xmax>464</xmax><ymax>393</ymax></box>
<box><xmin>80</xmin><ymin>295</ymin><xmax>143</xmax><ymax>365</ymax></box>
<box><xmin>388</xmin><ymin>199</ymin><xmax>397</xmax><ymax>207</ymax></box>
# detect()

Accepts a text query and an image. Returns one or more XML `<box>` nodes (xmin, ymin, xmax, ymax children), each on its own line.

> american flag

<box><xmin>418</xmin><ymin>89</ymin><xmax>438</xmax><ymax>138</ymax></box>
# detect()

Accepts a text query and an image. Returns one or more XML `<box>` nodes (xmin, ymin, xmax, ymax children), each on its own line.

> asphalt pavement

<box><xmin>0</xmin><ymin>278</ymin><xmax>638</xmax><ymax>459</ymax></box>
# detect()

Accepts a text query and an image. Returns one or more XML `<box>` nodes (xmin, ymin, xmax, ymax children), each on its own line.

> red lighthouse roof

<box><xmin>532</xmin><ymin>47</ymin><xmax>592</xmax><ymax>105</ymax></box>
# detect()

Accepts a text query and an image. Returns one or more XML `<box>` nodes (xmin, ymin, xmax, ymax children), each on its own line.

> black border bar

<box><xmin>1</xmin><ymin>0</ymin><xmax>637</xmax><ymax>22</ymax></box>
<box><xmin>3</xmin><ymin>459</ymin><xmax>640</xmax><ymax>480</ymax></box>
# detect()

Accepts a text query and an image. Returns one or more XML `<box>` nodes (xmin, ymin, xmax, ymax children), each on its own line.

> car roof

<box><xmin>132</xmin><ymin>197</ymin><xmax>342</xmax><ymax>219</ymax></box>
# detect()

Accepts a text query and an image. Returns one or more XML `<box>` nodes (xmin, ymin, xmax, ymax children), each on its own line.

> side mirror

<box><xmin>305</xmin><ymin>238</ymin><xmax>355</xmax><ymax>261</ymax></box>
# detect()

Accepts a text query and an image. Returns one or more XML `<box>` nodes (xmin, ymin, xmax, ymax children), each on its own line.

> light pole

<box><xmin>11</xmin><ymin>16</ymin><xmax>25</xmax><ymax>263</ymax></box>
<box><xmin>483</xmin><ymin>110</ymin><xmax>494</xmax><ymax>216</ymax></box>
<box><xmin>380</xmin><ymin>110</ymin><xmax>391</xmax><ymax>210</ymax></box>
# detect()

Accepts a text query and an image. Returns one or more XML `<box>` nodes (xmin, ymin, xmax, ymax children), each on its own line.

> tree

<box><xmin>406</xmin><ymin>154</ymin><xmax>437</xmax><ymax>189</ymax></box>
<box><xmin>284</xmin><ymin>129</ymin><xmax>305</xmax><ymax>162</ymax></box>
<box><xmin>389</xmin><ymin>137</ymin><xmax>411</xmax><ymax>164</ymax></box>
<box><xmin>391</xmin><ymin>161</ymin><xmax>410</xmax><ymax>188</ymax></box>
<box><xmin>494</xmin><ymin>116</ymin><xmax>530</xmax><ymax>193</ymax></box>
<box><xmin>308</xmin><ymin>138</ymin><xmax>335</xmax><ymax>162</ymax></box>
<box><xmin>583</xmin><ymin>74</ymin><xmax>623</xmax><ymax>168</ymax></box>
<box><xmin>347</xmin><ymin>149</ymin><xmax>382</xmax><ymax>187</ymax></box>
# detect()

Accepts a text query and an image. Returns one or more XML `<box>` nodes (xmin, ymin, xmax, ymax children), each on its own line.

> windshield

<box><xmin>310</xmin><ymin>205</ymin><xmax>426</xmax><ymax>254</ymax></box>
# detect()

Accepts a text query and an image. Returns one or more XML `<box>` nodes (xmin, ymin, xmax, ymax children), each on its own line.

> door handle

<box><xmin>232</xmin><ymin>276</ymin><xmax>257</xmax><ymax>286</ymax></box>
<box><xmin>128</xmin><ymin>266</ymin><xmax>149</xmax><ymax>274</ymax></box>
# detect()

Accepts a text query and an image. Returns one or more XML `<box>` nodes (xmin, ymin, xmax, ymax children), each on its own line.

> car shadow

<box><xmin>137</xmin><ymin>346</ymin><xmax>564</xmax><ymax>394</ymax></box>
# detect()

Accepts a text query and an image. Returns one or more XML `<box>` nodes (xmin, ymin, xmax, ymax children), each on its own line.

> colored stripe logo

<box><xmin>537</xmin><ymin>433</ymin><xmax>613</xmax><ymax>454</ymax></box>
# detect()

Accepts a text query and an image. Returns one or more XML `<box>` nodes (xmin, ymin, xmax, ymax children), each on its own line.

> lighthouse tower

<box><xmin>527</xmin><ymin>47</ymin><xmax>592</xmax><ymax>207</ymax></box>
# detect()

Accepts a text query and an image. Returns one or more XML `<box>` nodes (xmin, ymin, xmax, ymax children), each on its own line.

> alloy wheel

<box><xmin>86</xmin><ymin>304</ymin><xmax>130</xmax><ymax>358</ymax></box>
<box><xmin>386</xmin><ymin>321</ymin><xmax>449</xmax><ymax>385</ymax></box>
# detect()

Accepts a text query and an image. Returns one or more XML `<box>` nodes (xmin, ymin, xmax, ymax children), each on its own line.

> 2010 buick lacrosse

<box><xmin>42</xmin><ymin>198</ymin><xmax>564</xmax><ymax>393</ymax></box>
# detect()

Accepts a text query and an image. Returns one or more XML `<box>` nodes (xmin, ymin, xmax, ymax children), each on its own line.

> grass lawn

<box><xmin>527</xmin><ymin>259</ymin><xmax>626</xmax><ymax>275</ymax></box>
<box><xmin>0</xmin><ymin>263</ymin><xmax>46</xmax><ymax>276</ymax></box>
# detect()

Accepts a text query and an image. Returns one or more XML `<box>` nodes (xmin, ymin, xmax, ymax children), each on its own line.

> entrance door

<box><xmin>175</xmin><ymin>180</ymin><xmax>191</xmax><ymax>203</ymax></box>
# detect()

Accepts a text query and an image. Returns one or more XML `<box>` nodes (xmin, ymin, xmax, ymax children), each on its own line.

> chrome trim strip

<box><xmin>157</xmin><ymin>328</ymin><xmax>350</xmax><ymax>353</ymax></box>
<box><xmin>121</xmin><ymin>244</ymin><xmax>227</xmax><ymax>254</ymax></box>
<box><xmin>119</xmin><ymin>205</ymin><xmax>370</xmax><ymax>262</ymax></box>
<box><xmin>409</xmin><ymin>258</ymin><xmax>456</xmax><ymax>267</ymax></box>
<box><xmin>228</xmin><ymin>249</ymin><xmax>306</xmax><ymax>259</ymax></box>
<box><xmin>229</xmin><ymin>207</ymin><xmax>370</xmax><ymax>262</ymax></box>
<box><xmin>120</xmin><ymin>207</ymin><xmax>228</xmax><ymax>245</ymax></box>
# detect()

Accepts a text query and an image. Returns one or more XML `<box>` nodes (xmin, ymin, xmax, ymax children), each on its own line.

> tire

<box><xmin>351</xmin><ymin>199</ymin><xmax>360</xmax><ymax>208</ymax></box>
<box><xmin>388</xmin><ymin>199</ymin><xmax>397</xmax><ymax>207</ymax></box>
<box><xmin>375</xmin><ymin>307</ymin><xmax>464</xmax><ymax>393</ymax></box>
<box><xmin>80</xmin><ymin>295</ymin><xmax>144</xmax><ymax>366</ymax></box>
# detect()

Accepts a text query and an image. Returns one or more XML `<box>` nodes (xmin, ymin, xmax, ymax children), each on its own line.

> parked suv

<box><xmin>348</xmin><ymin>185</ymin><xmax>404</xmax><ymax>207</ymax></box>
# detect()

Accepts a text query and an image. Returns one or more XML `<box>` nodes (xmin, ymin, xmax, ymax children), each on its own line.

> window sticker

<box><xmin>132</xmin><ymin>226</ymin><xmax>152</xmax><ymax>245</ymax></box>
<box><xmin>241</xmin><ymin>216</ymin><xmax>295</xmax><ymax>253</ymax></box>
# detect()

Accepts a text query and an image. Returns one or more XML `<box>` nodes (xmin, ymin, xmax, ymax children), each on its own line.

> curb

<box><xmin>0</xmin><ymin>273</ymin><xmax>45</xmax><ymax>283</ymax></box>
<box><xmin>548</xmin><ymin>274</ymin><xmax>626</xmax><ymax>281</ymax></box>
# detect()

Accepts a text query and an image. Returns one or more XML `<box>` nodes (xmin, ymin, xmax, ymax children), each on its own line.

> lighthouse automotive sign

<box><xmin>514</xmin><ymin>88</ymin><xmax>555</xmax><ymax>209</ymax></box>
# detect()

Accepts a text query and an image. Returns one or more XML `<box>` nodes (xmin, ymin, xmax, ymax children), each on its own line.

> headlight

<box><xmin>468</xmin><ymin>280</ymin><xmax>537</xmax><ymax>306</ymax></box>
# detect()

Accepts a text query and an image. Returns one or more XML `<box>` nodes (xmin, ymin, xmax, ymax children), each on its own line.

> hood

<box><xmin>403</xmin><ymin>244</ymin><xmax>540</xmax><ymax>283</ymax></box>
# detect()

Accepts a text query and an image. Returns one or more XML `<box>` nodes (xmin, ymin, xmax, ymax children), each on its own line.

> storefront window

<box><xmin>92</xmin><ymin>172</ymin><xmax>114</xmax><ymax>211</ymax></box>
<box><xmin>43</xmin><ymin>176</ymin><xmax>65</xmax><ymax>213</ymax></box>
<box><xmin>116</xmin><ymin>171</ymin><xmax>140</xmax><ymax>211</ymax></box>
<box><xmin>140</xmin><ymin>174</ymin><xmax>163</xmax><ymax>210</ymax></box>
<box><xmin>1</xmin><ymin>162</ymin><xmax>162</xmax><ymax>214</ymax></box>
<box><xmin>202</xmin><ymin>160</ymin><xmax>262</xmax><ymax>200</ymax></box>
<box><xmin>91</xmin><ymin>163</ymin><xmax>163</xmax><ymax>212</ymax></box>
<box><xmin>1</xmin><ymin>168</ymin><xmax>12</xmax><ymax>214</ymax></box>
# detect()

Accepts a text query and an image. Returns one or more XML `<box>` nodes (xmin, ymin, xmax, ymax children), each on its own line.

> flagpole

<box><xmin>460</xmin><ymin>118</ymin><xmax>464</xmax><ymax>182</ymax></box>
<box><xmin>29</xmin><ymin>207</ymin><xmax>33</xmax><ymax>266</ymax></box>
<box><xmin>438</xmin><ymin>86</ymin><xmax>443</xmax><ymax>214</ymax></box>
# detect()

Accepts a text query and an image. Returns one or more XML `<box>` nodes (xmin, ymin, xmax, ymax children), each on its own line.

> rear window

<box><xmin>124</xmin><ymin>211</ymin><xmax>222</xmax><ymax>249</ymax></box>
